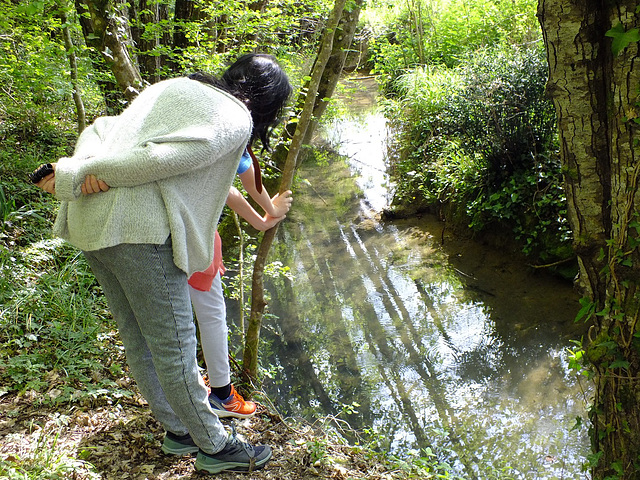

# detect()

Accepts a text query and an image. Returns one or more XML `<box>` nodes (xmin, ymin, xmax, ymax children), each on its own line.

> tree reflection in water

<box><xmin>242</xmin><ymin>83</ymin><xmax>590</xmax><ymax>479</ymax></box>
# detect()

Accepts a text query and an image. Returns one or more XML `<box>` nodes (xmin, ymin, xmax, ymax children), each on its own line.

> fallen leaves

<box><xmin>0</xmin><ymin>392</ymin><xmax>398</xmax><ymax>480</ymax></box>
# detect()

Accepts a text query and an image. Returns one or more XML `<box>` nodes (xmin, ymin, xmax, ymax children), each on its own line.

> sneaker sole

<box><xmin>213</xmin><ymin>408</ymin><xmax>257</xmax><ymax>419</ymax></box>
<box><xmin>161</xmin><ymin>443</ymin><xmax>199</xmax><ymax>455</ymax></box>
<box><xmin>194</xmin><ymin>449</ymin><xmax>272</xmax><ymax>473</ymax></box>
<box><xmin>209</xmin><ymin>398</ymin><xmax>257</xmax><ymax>419</ymax></box>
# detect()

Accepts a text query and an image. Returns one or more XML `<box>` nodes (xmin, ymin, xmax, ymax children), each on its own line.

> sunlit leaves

<box><xmin>0</xmin><ymin>0</ymin><xmax>100</xmax><ymax>134</ymax></box>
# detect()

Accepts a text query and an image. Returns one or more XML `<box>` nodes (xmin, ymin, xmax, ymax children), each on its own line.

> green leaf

<box><xmin>605</xmin><ymin>23</ymin><xmax>640</xmax><ymax>56</ymax></box>
<box><xmin>18</xmin><ymin>1</ymin><xmax>45</xmax><ymax>16</ymax></box>
<box><xmin>609</xmin><ymin>360</ymin><xmax>630</xmax><ymax>370</ymax></box>
<box><xmin>598</xmin><ymin>340</ymin><xmax>618</xmax><ymax>350</ymax></box>
<box><xmin>575</xmin><ymin>297</ymin><xmax>595</xmax><ymax>322</ymax></box>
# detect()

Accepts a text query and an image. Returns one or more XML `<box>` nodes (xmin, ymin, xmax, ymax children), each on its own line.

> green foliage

<box><xmin>0</xmin><ymin>1</ymin><xmax>105</xmax><ymax>139</ymax></box>
<box><xmin>0</xmin><ymin>6</ymin><xmax>119</xmax><ymax>400</ymax></box>
<box><xmin>467</xmin><ymin>164</ymin><xmax>571</xmax><ymax>260</ymax></box>
<box><xmin>0</xmin><ymin>119</ymin><xmax>75</xmax><ymax>250</ymax></box>
<box><xmin>0</xmin><ymin>423</ymin><xmax>101</xmax><ymax>479</ymax></box>
<box><xmin>306</xmin><ymin>437</ymin><xmax>329</xmax><ymax>464</ymax></box>
<box><xmin>0</xmin><ymin>237</ymin><xmax>130</xmax><ymax>405</ymax></box>
<box><xmin>606</xmin><ymin>23</ymin><xmax>640</xmax><ymax>57</ymax></box>
<box><xmin>0</xmin><ymin>132</ymin><xmax>129</xmax><ymax>405</ymax></box>
<box><xmin>359</xmin><ymin>426</ymin><xmax>464</xmax><ymax>479</ymax></box>
<box><xmin>363</xmin><ymin>0</ymin><xmax>540</xmax><ymax>93</ymax></box>
<box><xmin>385</xmin><ymin>44</ymin><xmax>572</xmax><ymax>264</ymax></box>
<box><xmin>128</xmin><ymin>0</ymin><xmax>331</xmax><ymax>79</ymax></box>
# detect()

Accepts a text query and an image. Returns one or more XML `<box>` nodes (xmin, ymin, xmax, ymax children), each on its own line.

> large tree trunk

<box><xmin>538</xmin><ymin>1</ymin><xmax>640</xmax><ymax>478</ymax></box>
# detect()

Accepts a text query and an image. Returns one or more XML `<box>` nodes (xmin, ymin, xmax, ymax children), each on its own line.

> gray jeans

<box><xmin>83</xmin><ymin>238</ymin><xmax>227</xmax><ymax>454</ymax></box>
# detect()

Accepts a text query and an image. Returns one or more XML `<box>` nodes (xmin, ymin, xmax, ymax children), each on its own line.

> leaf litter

<box><xmin>0</xmin><ymin>387</ymin><xmax>400</xmax><ymax>480</ymax></box>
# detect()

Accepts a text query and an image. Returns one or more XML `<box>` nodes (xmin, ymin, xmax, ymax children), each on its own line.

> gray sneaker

<box><xmin>194</xmin><ymin>434</ymin><xmax>272</xmax><ymax>473</ymax></box>
<box><xmin>161</xmin><ymin>431</ymin><xmax>199</xmax><ymax>455</ymax></box>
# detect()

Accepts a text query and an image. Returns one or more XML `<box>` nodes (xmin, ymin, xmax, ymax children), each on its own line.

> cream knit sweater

<box><xmin>53</xmin><ymin>77</ymin><xmax>252</xmax><ymax>276</ymax></box>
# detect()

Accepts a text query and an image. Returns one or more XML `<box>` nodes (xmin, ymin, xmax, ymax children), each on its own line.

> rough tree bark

<box><xmin>538</xmin><ymin>1</ymin><xmax>640</xmax><ymax>477</ymax></box>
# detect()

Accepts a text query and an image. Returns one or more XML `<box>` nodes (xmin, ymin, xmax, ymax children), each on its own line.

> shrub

<box><xmin>385</xmin><ymin>44</ymin><xmax>572</xmax><ymax>264</ymax></box>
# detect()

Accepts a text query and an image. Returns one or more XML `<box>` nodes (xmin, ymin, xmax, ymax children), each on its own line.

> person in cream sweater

<box><xmin>35</xmin><ymin>53</ymin><xmax>292</xmax><ymax>475</ymax></box>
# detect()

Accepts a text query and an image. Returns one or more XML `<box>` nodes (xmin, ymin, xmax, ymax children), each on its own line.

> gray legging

<box><xmin>83</xmin><ymin>237</ymin><xmax>227</xmax><ymax>454</ymax></box>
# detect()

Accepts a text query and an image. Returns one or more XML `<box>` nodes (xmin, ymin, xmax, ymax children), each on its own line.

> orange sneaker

<box><xmin>209</xmin><ymin>384</ymin><xmax>257</xmax><ymax>419</ymax></box>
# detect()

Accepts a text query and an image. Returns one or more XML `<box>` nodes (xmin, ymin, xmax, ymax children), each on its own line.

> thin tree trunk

<box><xmin>304</xmin><ymin>0</ymin><xmax>365</xmax><ymax>144</ymax></box>
<box><xmin>60</xmin><ymin>10</ymin><xmax>86</xmax><ymax>132</ymax></box>
<box><xmin>538</xmin><ymin>1</ymin><xmax>640</xmax><ymax>477</ymax></box>
<box><xmin>77</xmin><ymin>0</ymin><xmax>143</xmax><ymax>100</ymax></box>
<box><xmin>242</xmin><ymin>0</ymin><xmax>349</xmax><ymax>381</ymax></box>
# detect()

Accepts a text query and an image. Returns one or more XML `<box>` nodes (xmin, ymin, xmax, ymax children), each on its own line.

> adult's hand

<box><xmin>35</xmin><ymin>162</ymin><xmax>57</xmax><ymax>194</ymax></box>
<box><xmin>81</xmin><ymin>174</ymin><xmax>110</xmax><ymax>194</ymax></box>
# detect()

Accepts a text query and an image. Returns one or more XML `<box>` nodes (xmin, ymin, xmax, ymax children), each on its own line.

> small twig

<box><xmin>301</xmin><ymin>178</ymin><xmax>329</xmax><ymax>205</ymax></box>
<box><xmin>527</xmin><ymin>256</ymin><xmax>576</xmax><ymax>269</ymax></box>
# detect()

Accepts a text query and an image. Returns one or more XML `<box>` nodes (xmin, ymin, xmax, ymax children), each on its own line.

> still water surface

<box><xmin>257</xmin><ymin>79</ymin><xmax>590</xmax><ymax>479</ymax></box>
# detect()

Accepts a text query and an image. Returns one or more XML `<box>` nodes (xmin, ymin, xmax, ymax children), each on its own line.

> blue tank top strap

<box><xmin>237</xmin><ymin>149</ymin><xmax>252</xmax><ymax>174</ymax></box>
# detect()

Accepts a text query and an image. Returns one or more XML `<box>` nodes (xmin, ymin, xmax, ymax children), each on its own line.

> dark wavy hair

<box><xmin>189</xmin><ymin>54</ymin><xmax>292</xmax><ymax>151</ymax></box>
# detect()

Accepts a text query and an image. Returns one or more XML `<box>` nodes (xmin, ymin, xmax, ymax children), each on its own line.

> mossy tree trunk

<box><xmin>538</xmin><ymin>1</ymin><xmax>640</xmax><ymax>477</ymax></box>
<box><xmin>76</xmin><ymin>0</ymin><xmax>143</xmax><ymax>101</ymax></box>
<box><xmin>242</xmin><ymin>0</ymin><xmax>350</xmax><ymax>381</ymax></box>
<box><xmin>303</xmin><ymin>0</ymin><xmax>366</xmax><ymax>144</ymax></box>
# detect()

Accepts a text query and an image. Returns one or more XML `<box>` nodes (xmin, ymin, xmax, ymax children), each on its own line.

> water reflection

<box><xmin>257</xmin><ymin>81</ymin><xmax>590</xmax><ymax>479</ymax></box>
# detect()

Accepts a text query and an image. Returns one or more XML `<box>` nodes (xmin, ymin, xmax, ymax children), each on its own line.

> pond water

<box><xmin>255</xmin><ymin>78</ymin><xmax>591</xmax><ymax>479</ymax></box>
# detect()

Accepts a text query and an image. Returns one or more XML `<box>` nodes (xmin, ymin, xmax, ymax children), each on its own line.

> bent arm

<box><xmin>238</xmin><ymin>164</ymin><xmax>292</xmax><ymax>217</ymax></box>
<box><xmin>226</xmin><ymin>186</ymin><xmax>284</xmax><ymax>231</ymax></box>
<box><xmin>53</xmin><ymin>80</ymin><xmax>251</xmax><ymax>201</ymax></box>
